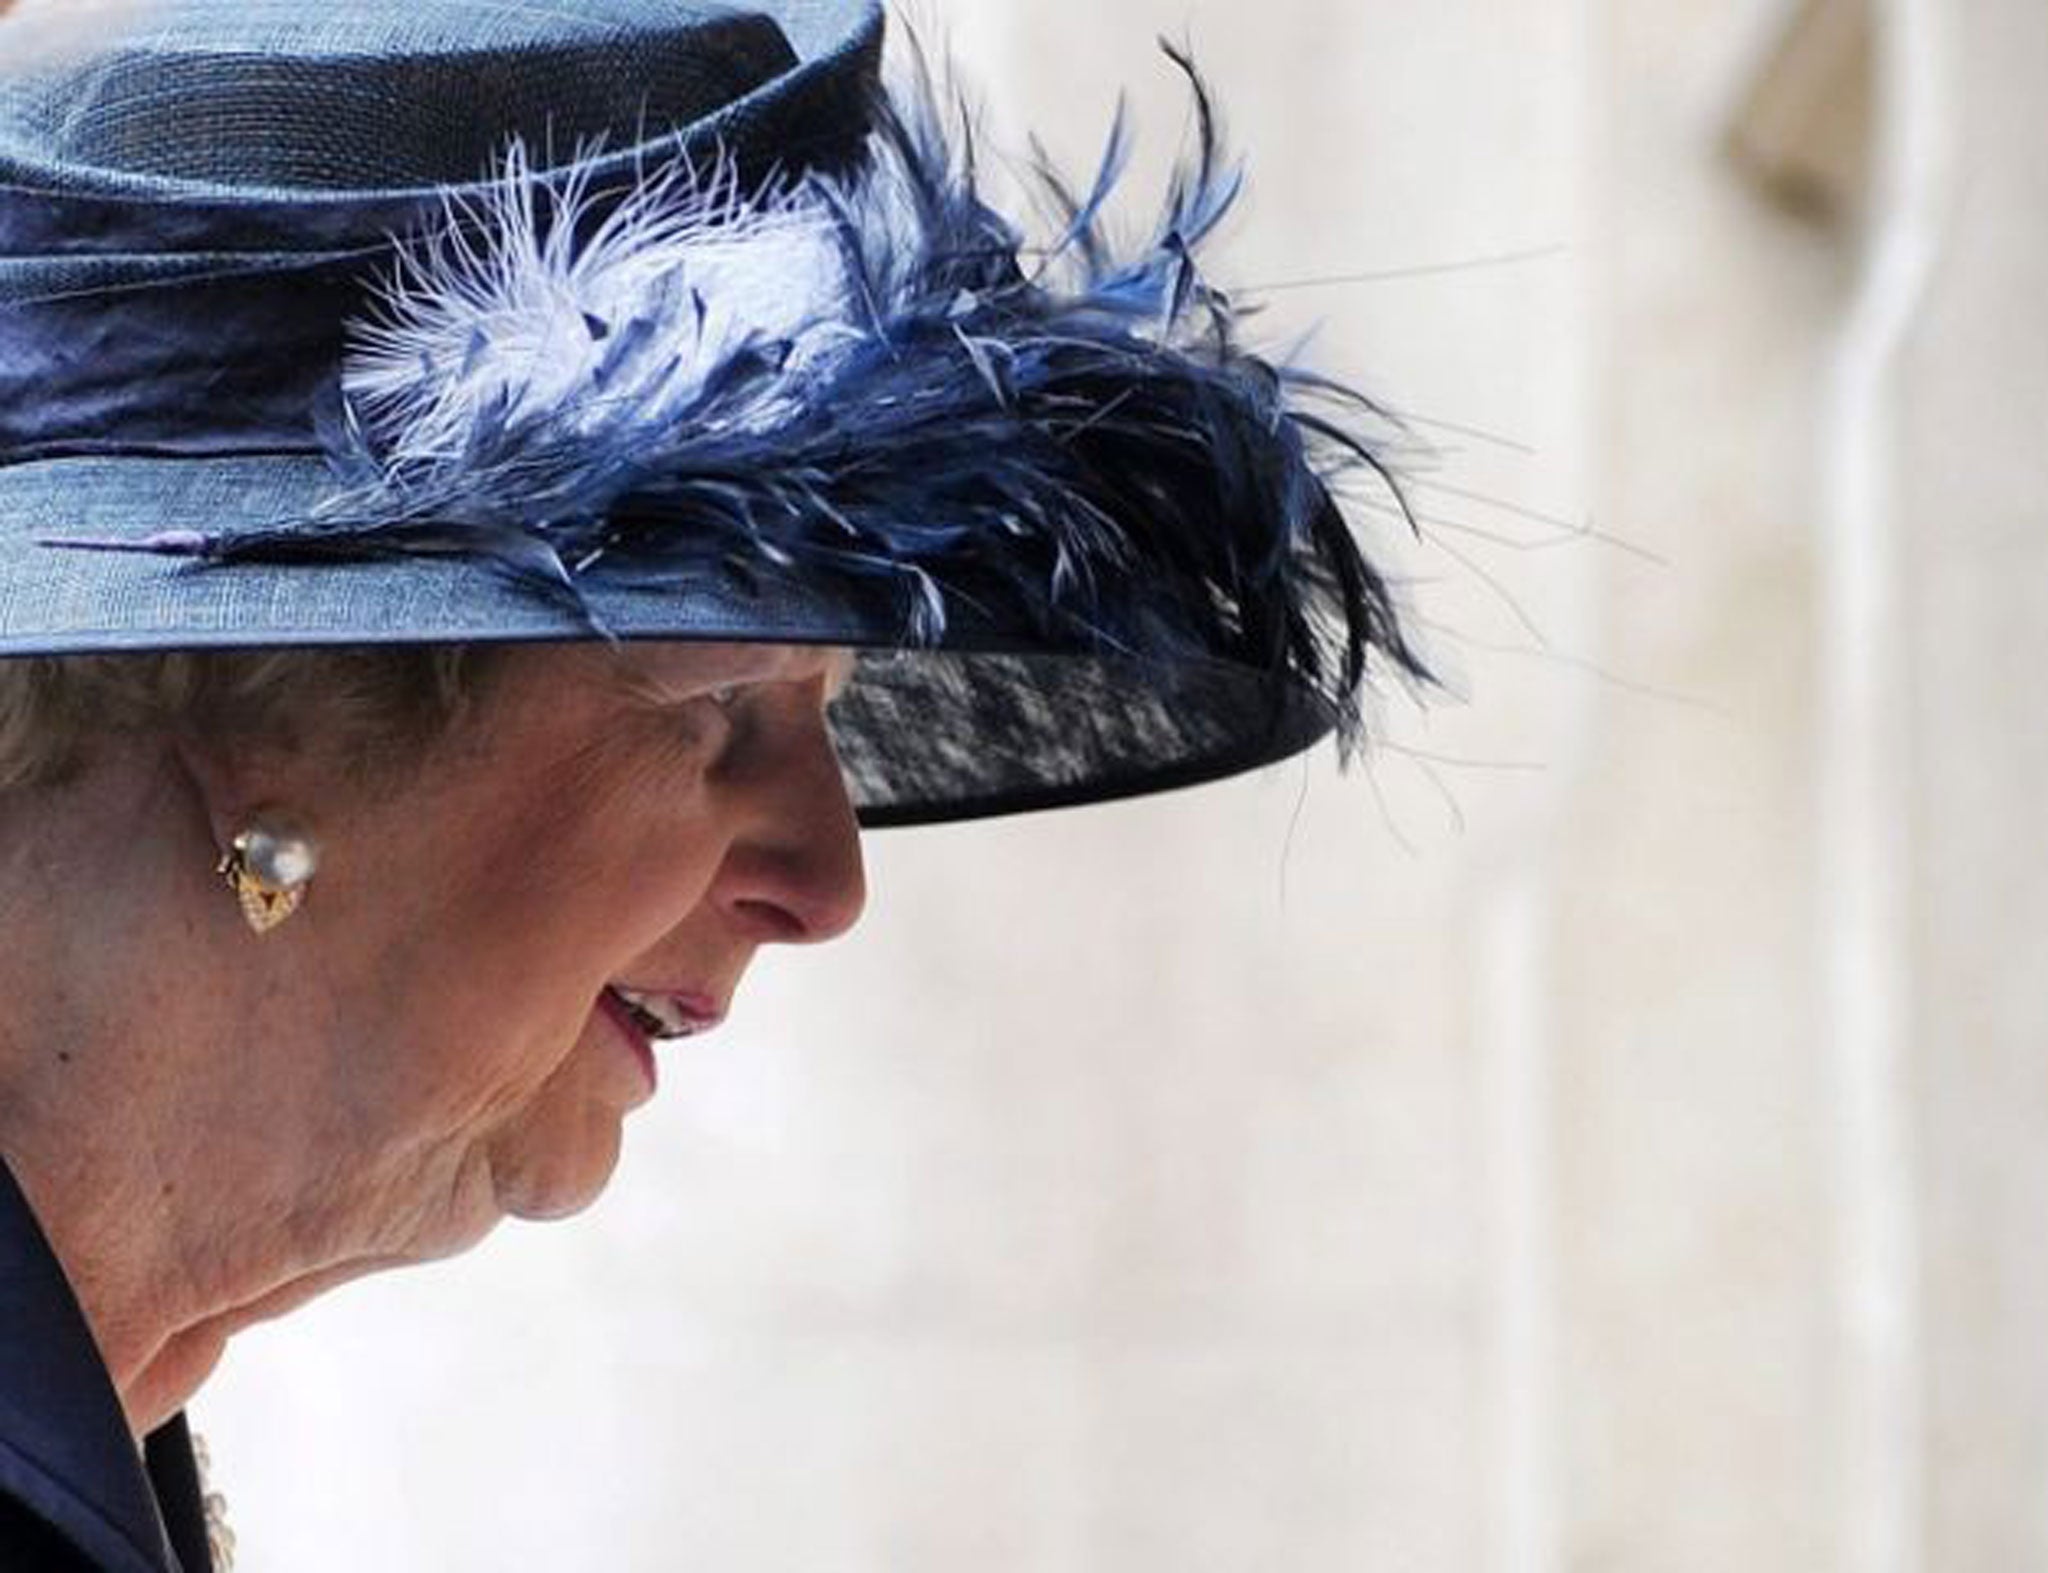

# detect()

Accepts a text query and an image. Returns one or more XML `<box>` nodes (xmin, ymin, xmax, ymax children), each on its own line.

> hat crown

<box><xmin>0</xmin><ymin>0</ymin><xmax>859</xmax><ymax>194</ymax></box>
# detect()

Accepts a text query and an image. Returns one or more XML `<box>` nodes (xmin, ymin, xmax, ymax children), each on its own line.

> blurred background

<box><xmin>203</xmin><ymin>0</ymin><xmax>2046</xmax><ymax>1568</ymax></box>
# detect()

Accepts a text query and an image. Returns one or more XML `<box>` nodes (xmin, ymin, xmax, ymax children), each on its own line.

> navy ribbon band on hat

<box><xmin>0</xmin><ymin>254</ymin><xmax>367</xmax><ymax>463</ymax></box>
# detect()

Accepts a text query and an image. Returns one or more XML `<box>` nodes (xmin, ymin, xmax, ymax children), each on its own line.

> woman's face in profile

<box><xmin>275</xmin><ymin>640</ymin><xmax>865</xmax><ymax>1257</ymax></box>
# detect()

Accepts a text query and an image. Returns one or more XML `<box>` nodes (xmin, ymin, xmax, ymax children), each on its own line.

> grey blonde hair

<box><xmin>0</xmin><ymin>646</ymin><xmax>502</xmax><ymax>792</ymax></box>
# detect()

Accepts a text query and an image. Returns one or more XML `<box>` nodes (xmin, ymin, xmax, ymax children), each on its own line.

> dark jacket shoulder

<box><xmin>0</xmin><ymin>1492</ymin><xmax>107</xmax><ymax>1570</ymax></box>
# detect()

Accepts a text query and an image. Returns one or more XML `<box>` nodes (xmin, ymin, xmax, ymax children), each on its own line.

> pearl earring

<box><xmin>217</xmin><ymin>816</ymin><xmax>322</xmax><ymax>934</ymax></box>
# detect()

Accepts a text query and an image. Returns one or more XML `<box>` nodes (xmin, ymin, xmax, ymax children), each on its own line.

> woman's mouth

<box><xmin>596</xmin><ymin>985</ymin><xmax>724</xmax><ymax>1091</ymax></box>
<box><xmin>605</xmin><ymin>984</ymin><xmax>721</xmax><ymax>1040</ymax></box>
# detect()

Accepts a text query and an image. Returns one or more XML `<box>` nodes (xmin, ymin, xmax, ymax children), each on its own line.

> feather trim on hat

<box><xmin>103</xmin><ymin>44</ymin><xmax>1428</xmax><ymax>751</ymax></box>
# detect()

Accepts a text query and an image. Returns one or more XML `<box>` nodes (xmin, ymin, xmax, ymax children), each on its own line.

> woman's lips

<box><xmin>596</xmin><ymin>988</ymin><xmax>660</xmax><ymax>1091</ymax></box>
<box><xmin>594</xmin><ymin>986</ymin><xmax>726</xmax><ymax>1093</ymax></box>
<box><xmin>607</xmin><ymin>984</ymin><xmax>724</xmax><ymax>1039</ymax></box>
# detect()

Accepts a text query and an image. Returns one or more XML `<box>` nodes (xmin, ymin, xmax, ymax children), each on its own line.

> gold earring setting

<box><xmin>218</xmin><ymin>818</ymin><xmax>321</xmax><ymax>934</ymax></box>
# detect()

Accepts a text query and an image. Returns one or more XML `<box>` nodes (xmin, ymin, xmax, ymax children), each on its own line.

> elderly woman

<box><xmin>0</xmin><ymin>1</ymin><xmax>1424</xmax><ymax>1569</ymax></box>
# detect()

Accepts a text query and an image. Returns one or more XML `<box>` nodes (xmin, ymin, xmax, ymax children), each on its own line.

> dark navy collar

<box><xmin>0</xmin><ymin>1157</ymin><xmax>198</xmax><ymax>1572</ymax></box>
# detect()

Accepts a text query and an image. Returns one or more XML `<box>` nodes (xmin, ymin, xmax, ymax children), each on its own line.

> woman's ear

<box><xmin>167</xmin><ymin>729</ymin><xmax>299</xmax><ymax>864</ymax></box>
<box><xmin>168</xmin><ymin>728</ymin><xmax>242</xmax><ymax>853</ymax></box>
<box><xmin>169</xmin><ymin>733</ymin><xmax>329</xmax><ymax>935</ymax></box>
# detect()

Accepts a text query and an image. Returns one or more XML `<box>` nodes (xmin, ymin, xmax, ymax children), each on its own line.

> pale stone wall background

<box><xmin>199</xmin><ymin>1</ymin><xmax>2041</xmax><ymax>1569</ymax></box>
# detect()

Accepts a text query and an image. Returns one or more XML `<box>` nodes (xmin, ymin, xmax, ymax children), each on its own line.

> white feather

<box><xmin>344</xmin><ymin>142</ymin><xmax>876</xmax><ymax>469</ymax></box>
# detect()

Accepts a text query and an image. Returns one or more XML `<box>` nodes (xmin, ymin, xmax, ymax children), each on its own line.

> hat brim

<box><xmin>2</xmin><ymin>451</ymin><xmax>1337</xmax><ymax>827</ymax></box>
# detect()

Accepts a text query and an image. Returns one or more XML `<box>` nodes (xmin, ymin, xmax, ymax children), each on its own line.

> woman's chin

<box><xmin>485</xmin><ymin>1114</ymin><xmax>625</xmax><ymax>1223</ymax></box>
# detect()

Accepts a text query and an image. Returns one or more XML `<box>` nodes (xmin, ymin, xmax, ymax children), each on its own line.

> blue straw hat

<box><xmin>0</xmin><ymin>0</ymin><xmax>1425</xmax><ymax>825</ymax></box>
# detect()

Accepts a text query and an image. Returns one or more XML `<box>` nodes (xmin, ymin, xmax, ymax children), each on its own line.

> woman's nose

<box><xmin>716</xmin><ymin>711</ymin><xmax>867</xmax><ymax>945</ymax></box>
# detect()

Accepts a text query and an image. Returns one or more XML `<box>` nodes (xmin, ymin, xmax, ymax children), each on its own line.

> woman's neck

<box><xmin>0</xmin><ymin>749</ymin><xmax>320</xmax><ymax>1436</ymax></box>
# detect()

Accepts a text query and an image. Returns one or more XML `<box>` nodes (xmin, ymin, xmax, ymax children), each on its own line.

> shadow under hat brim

<box><xmin>1</xmin><ymin>451</ymin><xmax>1337</xmax><ymax>827</ymax></box>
